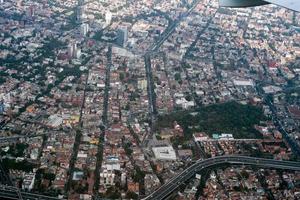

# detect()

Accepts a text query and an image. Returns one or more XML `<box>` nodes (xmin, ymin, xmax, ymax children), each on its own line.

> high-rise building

<box><xmin>75</xmin><ymin>48</ymin><xmax>81</xmax><ymax>59</ymax></box>
<box><xmin>68</xmin><ymin>42</ymin><xmax>80</xmax><ymax>59</ymax></box>
<box><xmin>68</xmin><ymin>43</ymin><xmax>75</xmax><ymax>58</ymax></box>
<box><xmin>76</xmin><ymin>7</ymin><xmax>82</xmax><ymax>22</ymax></box>
<box><xmin>80</xmin><ymin>23</ymin><xmax>89</xmax><ymax>36</ymax></box>
<box><xmin>77</xmin><ymin>0</ymin><xmax>85</xmax><ymax>23</ymax></box>
<box><xmin>0</xmin><ymin>101</ymin><xmax>4</xmax><ymax>114</ymax></box>
<box><xmin>28</xmin><ymin>5</ymin><xmax>35</xmax><ymax>17</ymax></box>
<box><xmin>116</xmin><ymin>26</ymin><xmax>128</xmax><ymax>47</ymax></box>
<box><xmin>105</xmin><ymin>11</ymin><xmax>112</xmax><ymax>25</ymax></box>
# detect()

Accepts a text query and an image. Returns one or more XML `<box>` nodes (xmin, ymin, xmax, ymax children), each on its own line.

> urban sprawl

<box><xmin>0</xmin><ymin>0</ymin><xmax>300</xmax><ymax>199</ymax></box>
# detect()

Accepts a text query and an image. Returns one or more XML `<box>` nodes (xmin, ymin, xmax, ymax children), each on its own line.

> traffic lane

<box><xmin>145</xmin><ymin>156</ymin><xmax>300</xmax><ymax>200</ymax></box>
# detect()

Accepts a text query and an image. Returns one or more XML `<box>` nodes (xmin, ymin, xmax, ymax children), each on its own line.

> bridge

<box><xmin>144</xmin><ymin>155</ymin><xmax>300</xmax><ymax>200</ymax></box>
<box><xmin>0</xmin><ymin>185</ymin><xmax>63</xmax><ymax>200</ymax></box>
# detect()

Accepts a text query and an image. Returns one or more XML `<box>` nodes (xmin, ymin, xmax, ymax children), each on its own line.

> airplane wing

<box><xmin>219</xmin><ymin>0</ymin><xmax>300</xmax><ymax>12</ymax></box>
<box><xmin>266</xmin><ymin>0</ymin><xmax>300</xmax><ymax>12</ymax></box>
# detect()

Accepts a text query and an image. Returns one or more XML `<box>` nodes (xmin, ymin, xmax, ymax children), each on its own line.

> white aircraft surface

<box><xmin>219</xmin><ymin>0</ymin><xmax>300</xmax><ymax>12</ymax></box>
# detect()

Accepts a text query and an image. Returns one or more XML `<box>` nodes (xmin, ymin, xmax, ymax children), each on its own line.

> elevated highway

<box><xmin>0</xmin><ymin>185</ymin><xmax>62</xmax><ymax>200</ymax></box>
<box><xmin>144</xmin><ymin>155</ymin><xmax>300</xmax><ymax>200</ymax></box>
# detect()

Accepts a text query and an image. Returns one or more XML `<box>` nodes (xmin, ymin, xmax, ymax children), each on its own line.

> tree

<box><xmin>174</xmin><ymin>73</ymin><xmax>181</xmax><ymax>81</ymax></box>
<box><xmin>126</xmin><ymin>191</ymin><xmax>138</xmax><ymax>199</ymax></box>
<box><xmin>44</xmin><ymin>173</ymin><xmax>56</xmax><ymax>181</ymax></box>
<box><xmin>119</xmin><ymin>72</ymin><xmax>125</xmax><ymax>81</ymax></box>
<box><xmin>2</xmin><ymin>158</ymin><xmax>37</xmax><ymax>172</ymax></box>
<box><xmin>124</xmin><ymin>143</ymin><xmax>133</xmax><ymax>156</ymax></box>
<box><xmin>125</xmin><ymin>103</ymin><xmax>130</xmax><ymax>110</ymax></box>
<box><xmin>132</xmin><ymin>167</ymin><xmax>145</xmax><ymax>182</ymax></box>
<box><xmin>185</xmin><ymin>94</ymin><xmax>192</xmax><ymax>101</ymax></box>
<box><xmin>105</xmin><ymin>187</ymin><xmax>121</xmax><ymax>199</ymax></box>
<box><xmin>240</xmin><ymin>170</ymin><xmax>249</xmax><ymax>179</ymax></box>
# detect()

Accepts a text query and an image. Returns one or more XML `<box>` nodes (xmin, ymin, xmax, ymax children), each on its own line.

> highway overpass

<box><xmin>0</xmin><ymin>185</ymin><xmax>63</xmax><ymax>200</ymax></box>
<box><xmin>144</xmin><ymin>155</ymin><xmax>300</xmax><ymax>200</ymax></box>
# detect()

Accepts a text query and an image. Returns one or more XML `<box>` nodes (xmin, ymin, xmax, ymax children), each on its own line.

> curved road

<box><xmin>0</xmin><ymin>185</ymin><xmax>62</xmax><ymax>200</ymax></box>
<box><xmin>144</xmin><ymin>155</ymin><xmax>300</xmax><ymax>200</ymax></box>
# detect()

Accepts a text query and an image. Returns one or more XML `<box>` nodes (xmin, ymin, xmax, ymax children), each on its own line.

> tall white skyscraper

<box><xmin>68</xmin><ymin>42</ymin><xmax>80</xmax><ymax>59</ymax></box>
<box><xmin>80</xmin><ymin>23</ymin><xmax>89</xmax><ymax>36</ymax></box>
<box><xmin>68</xmin><ymin>43</ymin><xmax>74</xmax><ymax>58</ymax></box>
<box><xmin>105</xmin><ymin>11</ymin><xmax>112</xmax><ymax>25</ymax></box>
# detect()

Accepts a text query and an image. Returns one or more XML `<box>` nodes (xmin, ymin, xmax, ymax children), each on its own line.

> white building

<box><xmin>100</xmin><ymin>170</ymin><xmax>115</xmax><ymax>186</ymax></box>
<box><xmin>80</xmin><ymin>23</ymin><xmax>89</xmax><ymax>36</ymax></box>
<box><xmin>233</xmin><ymin>79</ymin><xmax>254</xmax><ymax>86</ymax></box>
<box><xmin>152</xmin><ymin>146</ymin><xmax>177</xmax><ymax>160</ymax></box>
<box><xmin>219</xmin><ymin>133</ymin><xmax>234</xmax><ymax>140</ymax></box>
<box><xmin>22</xmin><ymin>172</ymin><xmax>35</xmax><ymax>190</ymax></box>
<box><xmin>175</xmin><ymin>98</ymin><xmax>195</xmax><ymax>109</ymax></box>
<box><xmin>193</xmin><ymin>132</ymin><xmax>209</xmax><ymax>142</ymax></box>
<box><xmin>103</xmin><ymin>162</ymin><xmax>120</xmax><ymax>171</ymax></box>
<box><xmin>105</xmin><ymin>11</ymin><xmax>112</xmax><ymax>25</ymax></box>
<box><xmin>48</xmin><ymin>114</ymin><xmax>63</xmax><ymax>127</ymax></box>
<box><xmin>68</xmin><ymin>42</ymin><xmax>81</xmax><ymax>59</ymax></box>
<box><xmin>263</xmin><ymin>85</ymin><xmax>282</xmax><ymax>94</ymax></box>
